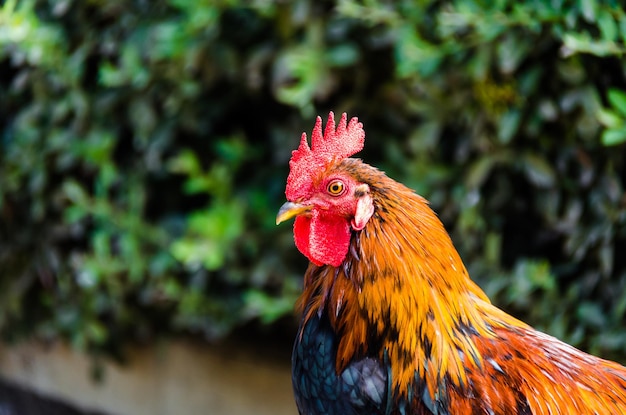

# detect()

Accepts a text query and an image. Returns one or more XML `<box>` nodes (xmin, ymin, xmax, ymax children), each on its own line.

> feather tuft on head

<box><xmin>286</xmin><ymin>112</ymin><xmax>365</xmax><ymax>201</ymax></box>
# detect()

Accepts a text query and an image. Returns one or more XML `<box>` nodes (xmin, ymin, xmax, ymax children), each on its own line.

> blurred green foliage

<box><xmin>1</xmin><ymin>0</ymin><xmax>625</xmax><ymax>360</ymax></box>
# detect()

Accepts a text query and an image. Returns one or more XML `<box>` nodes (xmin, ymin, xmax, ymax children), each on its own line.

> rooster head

<box><xmin>276</xmin><ymin>112</ymin><xmax>375</xmax><ymax>267</ymax></box>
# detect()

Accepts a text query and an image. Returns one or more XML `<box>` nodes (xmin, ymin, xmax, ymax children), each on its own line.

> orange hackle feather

<box><xmin>286</xmin><ymin>113</ymin><xmax>626</xmax><ymax>414</ymax></box>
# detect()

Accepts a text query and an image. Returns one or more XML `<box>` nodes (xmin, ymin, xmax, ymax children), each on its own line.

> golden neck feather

<box><xmin>297</xmin><ymin>170</ymin><xmax>501</xmax><ymax>398</ymax></box>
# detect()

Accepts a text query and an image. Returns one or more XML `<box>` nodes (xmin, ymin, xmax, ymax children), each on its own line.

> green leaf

<box><xmin>408</xmin><ymin>121</ymin><xmax>441</xmax><ymax>153</ymax></box>
<box><xmin>98</xmin><ymin>62</ymin><xmax>125</xmax><ymax>87</ymax></box>
<box><xmin>498</xmin><ymin>109</ymin><xmax>521</xmax><ymax>144</ymax></box>
<box><xmin>596</xmin><ymin>108</ymin><xmax>623</xmax><ymax>128</ymax></box>
<box><xmin>620</xmin><ymin>13</ymin><xmax>626</xmax><ymax>44</ymax></box>
<box><xmin>598</xmin><ymin>9</ymin><xmax>618</xmax><ymax>41</ymax></box>
<box><xmin>86</xmin><ymin>321</ymin><xmax>108</xmax><ymax>344</ymax></box>
<box><xmin>466</xmin><ymin>157</ymin><xmax>496</xmax><ymax>189</ymax></box>
<box><xmin>579</xmin><ymin>0</ymin><xmax>597</xmax><ymax>22</ymax></box>
<box><xmin>521</xmin><ymin>154</ymin><xmax>556</xmax><ymax>188</ymax></box>
<box><xmin>168</xmin><ymin>150</ymin><xmax>201</xmax><ymax>175</ymax></box>
<box><xmin>607</xmin><ymin>88</ymin><xmax>626</xmax><ymax>116</ymax></box>
<box><xmin>273</xmin><ymin>44</ymin><xmax>326</xmax><ymax>115</ymax></box>
<box><xmin>243</xmin><ymin>290</ymin><xmax>294</xmax><ymax>324</ymax></box>
<box><xmin>562</xmin><ymin>32</ymin><xmax>622</xmax><ymax>57</ymax></box>
<box><xmin>326</xmin><ymin>43</ymin><xmax>359</xmax><ymax>67</ymax></box>
<box><xmin>485</xmin><ymin>232</ymin><xmax>502</xmax><ymax>266</ymax></box>
<box><xmin>497</xmin><ymin>34</ymin><xmax>529</xmax><ymax>74</ymax></box>
<box><xmin>577</xmin><ymin>302</ymin><xmax>606</xmax><ymax>327</ymax></box>
<box><xmin>64</xmin><ymin>205</ymin><xmax>88</xmax><ymax>223</ymax></box>
<box><xmin>62</xmin><ymin>180</ymin><xmax>88</xmax><ymax>204</ymax></box>
<box><xmin>395</xmin><ymin>25</ymin><xmax>442</xmax><ymax>78</ymax></box>
<box><xmin>601</xmin><ymin>128</ymin><xmax>626</xmax><ymax>146</ymax></box>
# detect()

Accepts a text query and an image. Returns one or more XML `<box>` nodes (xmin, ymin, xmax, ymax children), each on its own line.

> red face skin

<box><xmin>292</xmin><ymin>172</ymin><xmax>374</xmax><ymax>267</ymax></box>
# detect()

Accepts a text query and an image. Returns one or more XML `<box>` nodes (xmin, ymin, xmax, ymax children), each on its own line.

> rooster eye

<box><xmin>327</xmin><ymin>180</ymin><xmax>345</xmax><ymax>196</ymax></box>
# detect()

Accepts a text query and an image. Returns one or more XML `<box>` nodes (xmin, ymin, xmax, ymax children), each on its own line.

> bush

<box><xmin>1</xmin><ymin>0</ymin><xmax>625</xmax><ymax>360</ymax></box>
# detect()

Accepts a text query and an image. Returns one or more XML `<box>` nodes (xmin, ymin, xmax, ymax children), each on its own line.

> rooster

<box><xmin>276</xmin><ymin>112</ymin><xmax>626</xmax><ymax>415</ymax></box>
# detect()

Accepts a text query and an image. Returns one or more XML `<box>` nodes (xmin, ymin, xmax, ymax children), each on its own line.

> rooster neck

<box><xmin>297</xmin><ymin>173</ymin><xmax>499</xmax><ymax>400</ymax></box>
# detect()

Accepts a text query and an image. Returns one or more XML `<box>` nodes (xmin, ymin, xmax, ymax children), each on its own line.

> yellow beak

<box><xmin>276</xmin><ymin>202</ymin><xmax>311</xmax><ymax>225</ymax></box>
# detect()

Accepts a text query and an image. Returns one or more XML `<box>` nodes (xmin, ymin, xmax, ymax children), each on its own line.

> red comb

<box><xmin>286</xmin><ymin>112</ymin><xmax>365</xmax><ymax>201</ymax></box>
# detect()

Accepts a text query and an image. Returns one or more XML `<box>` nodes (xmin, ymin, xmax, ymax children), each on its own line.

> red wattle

<box><xmin>293</xmin><ymin>212</ymin><xmax>351</xmax><ymax>267</ymax></box>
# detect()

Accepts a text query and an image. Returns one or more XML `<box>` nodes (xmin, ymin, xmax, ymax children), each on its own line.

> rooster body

<box><xmin>277</xmin><ymin>113</ymin><xmax>626</xmax><ymax>415</ymax></box>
